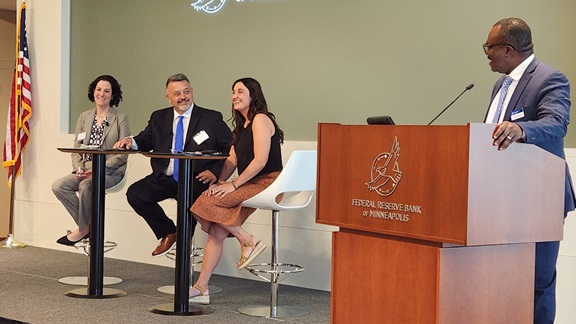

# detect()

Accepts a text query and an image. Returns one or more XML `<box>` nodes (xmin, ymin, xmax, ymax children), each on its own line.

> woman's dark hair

<box><xmin>231</xmin><ymin>77</ymin><xmax>284</xmax><ymax>144</ymax></box>
<box><xmin>87</xmin><ymin>75</ymin><xmax>123</xmax><ymax>107</ymax></box>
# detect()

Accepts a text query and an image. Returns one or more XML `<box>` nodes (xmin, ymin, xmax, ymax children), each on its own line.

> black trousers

<box><xmin>126</xmin><ymin>173</ymin><xmax>199</xmax><ymax>240</ymax></box>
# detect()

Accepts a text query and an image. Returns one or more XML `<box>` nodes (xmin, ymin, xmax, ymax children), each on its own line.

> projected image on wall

<box><xmin>191</xmin><ymin>0</ymin><xmax>253</xmax><ymax>13</ymax></box>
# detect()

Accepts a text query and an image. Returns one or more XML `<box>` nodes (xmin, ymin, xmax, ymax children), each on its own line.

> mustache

<box><xmin>177</xmin><ymin>98</ymin><xmax>190</xmax><ymax>104</ymax></box>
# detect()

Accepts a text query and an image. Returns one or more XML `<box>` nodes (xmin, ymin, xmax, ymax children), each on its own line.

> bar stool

<box><xmin>238</xmin><ymin>150</ymin><xmax>317</xmax><ymax>318</ymax></box>
<box><xmin>157</xmin><ymin>238</ymin><xmax>223</xmax><ymax>296</ymax></box>
<box><xmin>58</xmin><ymin>239</ymin><xmax>122</xmax><ymax>285</ymax></box>
<box><xmin>58</xmin><ymin>164</ymin><xmax>129</xmax><ymax>286</ymax></box>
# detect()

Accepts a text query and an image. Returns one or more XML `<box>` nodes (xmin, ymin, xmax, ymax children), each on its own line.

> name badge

<box><xmin>511</xmin><ymin>108</ymin><xmax>525</xmax><ymax>121</ymax></box>
<box><xmin>77</xmin><ymin>132</ymin><xmax>86</xmax><ymax>141</ymax></box>
<box><xmin>193</xmin><ymin>130</ymin><xmax>209</xmax><ymax>145</ymax></box>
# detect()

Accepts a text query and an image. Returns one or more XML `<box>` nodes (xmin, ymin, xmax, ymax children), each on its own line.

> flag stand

<box><xmin>0</xmin><ymin>166</ymin><xmax>26</xmax><ymax>248</ymax></box>
<box><xmin>2</xmin><ymin>1</ymin><xmax>28</xmax><ymax>249</ymax></box>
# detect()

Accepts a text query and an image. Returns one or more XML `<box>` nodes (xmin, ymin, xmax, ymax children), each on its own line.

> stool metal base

<box><xmin>156</xmin><ymin>285</ymin><xmax>174</xmax><ymax>294</ymax></box>
<box><xmin>58</xmin><ymin>276</ymin><xmax>122</xmax><ymax>286</ymax></box>
<box><xmin>238</xmin><ymin>305</ymin><xmax>309</xmax><ymax>318</ymax></box>
<box><xmin>157</xmin><ymin>285</ymin><xmax>223</xmax><ymax>295</ymax></box>
<box><xmin>65</xmin><ymin>287</ymin><xmax>127</xmax><ymax>298</ymax></box>
<box><xmin>238</xmin><ymin>210</ymin><xmax>309</xmax><ymax>319</ymax></box>
<box><xmin>148</xmin><ymin>303</ymin><xmax>214</xmax><ymax>316</ymax></box>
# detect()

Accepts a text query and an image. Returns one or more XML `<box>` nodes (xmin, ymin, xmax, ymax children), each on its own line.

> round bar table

<box><xmin>57</xmin><ymin>148</ymin><xmax>139</xmax><ymax>298</ymax></box>
<box><xmin>141</xmin><ymin>151</ymin><xmax>226</xmax><ymax>316</ymax></box>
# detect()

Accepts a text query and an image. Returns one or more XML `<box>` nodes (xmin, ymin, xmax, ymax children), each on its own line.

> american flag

<box><xmin>3</xmin><ymin>3</ymin><xmax>32</xmax><ymax>187</ymax></box>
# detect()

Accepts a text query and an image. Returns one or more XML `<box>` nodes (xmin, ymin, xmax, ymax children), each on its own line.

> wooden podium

<box><xmin>316</xmin><ymin>123</ymin><xmax>564</xmax><ymax>324</ymax></box>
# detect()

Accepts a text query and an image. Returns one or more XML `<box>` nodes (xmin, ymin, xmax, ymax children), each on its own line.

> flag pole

<box><xmin>0</xmin><ymin>166</ymin><xmax>25</xmax><ymax>248</ymax></box>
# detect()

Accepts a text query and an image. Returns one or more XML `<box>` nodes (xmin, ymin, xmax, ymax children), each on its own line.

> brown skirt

<box><xmin>190</xmin><ymin>171</ymin><xmax>280</xmax><ymax>233</ymax></box>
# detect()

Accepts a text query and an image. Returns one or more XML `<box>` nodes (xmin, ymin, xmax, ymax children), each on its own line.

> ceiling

<box><xmin>0</xmin><ymin>0</ymin><xmax>16</xmax><ymax>11</ymax></box>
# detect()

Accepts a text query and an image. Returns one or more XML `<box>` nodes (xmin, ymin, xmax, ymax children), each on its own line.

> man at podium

<box><xmin>482</xmin><ymin>17</ymin><xmax>576</xmax><ymax>323</ymax></box>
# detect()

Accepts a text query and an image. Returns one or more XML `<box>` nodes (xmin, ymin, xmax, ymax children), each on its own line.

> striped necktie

<box><xmin>492</xmin><ymin>76</ymin><xmax>513</xmax><ymax>123</ymax></box>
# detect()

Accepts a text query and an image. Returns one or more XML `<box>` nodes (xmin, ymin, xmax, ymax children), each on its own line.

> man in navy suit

<box><xmin>114</xmin><ymin>73</ymin><xmax>232</xmax><ymax>257</ymax></box>
<box><xmin>483</xmin><ymin>18</ymin><xmax>576</xmax><ymax>323</ymax></box>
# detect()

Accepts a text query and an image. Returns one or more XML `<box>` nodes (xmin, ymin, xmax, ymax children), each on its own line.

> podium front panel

<box><xmin>317</xmin><ymin>123</ymin><xmax>471</xmax><ymax>245</ymax></box>
<box><xmin>316</xmin><ymin>123</ymin><xmax>564</xmax><ymax>245</ymax></box>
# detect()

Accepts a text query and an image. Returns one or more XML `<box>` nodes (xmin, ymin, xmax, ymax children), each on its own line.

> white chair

<box><xmin>104</xmin><ymin>164</ymin><xmax>130</xmax><ymax>194</ymax></box>
<box><xmin>58</xmin><ymin>162</ymin><xmax>130</xmax><ymax>286</ymax></box>
<box><xmin>238</xmin><ymin>150</ymin><xmax>317</xmax><ymax>318</ymax></box>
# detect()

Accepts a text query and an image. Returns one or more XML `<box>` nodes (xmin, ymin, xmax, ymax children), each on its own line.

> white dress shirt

<box><xmin>166</xmin><ymin>104</ymin><xmax>194</xmax><ymax>176</ymax></box>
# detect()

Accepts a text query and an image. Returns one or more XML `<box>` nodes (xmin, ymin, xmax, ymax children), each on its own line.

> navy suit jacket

<box><xmin>134</xmin><ymin>104</ymin><xmax>232</xmax><ymax>196</ymax></box>
<box><xmin>487</xmin><ymin>57</ymin><xmax>576</xmax><ymax>214</ymax></box>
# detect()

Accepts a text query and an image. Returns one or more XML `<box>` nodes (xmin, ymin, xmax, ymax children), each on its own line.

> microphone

<box><xmin>427</xmin><ymin>83</ymin><xmax>474</xmax><ymax>125</ymax></box>
<box><xmin>104</xmin><ymin>121</ymin><xmax>109</xmax><ymax>127</ymax></box>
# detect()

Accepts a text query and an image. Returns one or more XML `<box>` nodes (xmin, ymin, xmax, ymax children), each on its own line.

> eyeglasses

<box><xmin>482</xmin><ymin>43</ymin><xmax>514</xmax><ymax>54</ymax></box>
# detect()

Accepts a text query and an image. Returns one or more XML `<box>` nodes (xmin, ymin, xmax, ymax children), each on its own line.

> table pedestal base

<box><xmin>148</xmin><ymin>303</ymin><xmax>214</xmax><ymax>316</ymax></box>
<box><xmin>65</xmin><ymin>287</ymin><xmax>127</xmax><ymax>298</ymax></box>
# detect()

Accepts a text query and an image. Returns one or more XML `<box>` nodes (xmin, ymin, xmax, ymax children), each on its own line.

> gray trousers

<box><xmin>51</xmin><ymin>173</ymin><xmax>121</xmax><ymax>232</ymax></box>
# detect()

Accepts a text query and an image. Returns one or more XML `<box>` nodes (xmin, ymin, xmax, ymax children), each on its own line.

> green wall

<box><xmin>70</xmin><ymin>0</ymin><xmax>576</xmax><ymax>146</ymax></box>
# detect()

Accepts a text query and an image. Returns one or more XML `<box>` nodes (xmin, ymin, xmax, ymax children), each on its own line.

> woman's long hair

<box><xmin>231</xmin><ymin>77</ymin><xmax>284</xmax><ymax>144</ymax></box>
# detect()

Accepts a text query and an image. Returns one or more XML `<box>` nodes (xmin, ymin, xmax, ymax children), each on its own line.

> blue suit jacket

<box><xmin>487</xmin><ymin>57</ymin><xmax>576</xmax><ymax>214</ymax></box>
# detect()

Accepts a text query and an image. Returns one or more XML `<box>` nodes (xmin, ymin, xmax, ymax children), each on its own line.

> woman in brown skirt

<box><xmin>188</xmin><ymin>77</ymin><xmax>284</xmax><ymax>304</ymax></box>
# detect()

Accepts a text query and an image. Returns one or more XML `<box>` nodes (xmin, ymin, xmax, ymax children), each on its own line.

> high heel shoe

<box><xmin>188</xmin><ymin>284</ymin><xmax>210</xmax><ymax>305</ymax></box>
<box><xmin>56</xmin><ymin>232</ymin><xmax>90</xmax><ymax>246</ymax></box>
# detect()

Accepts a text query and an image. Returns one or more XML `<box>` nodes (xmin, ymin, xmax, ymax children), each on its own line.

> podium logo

<box><xmin>365</xmin><ymin>137</ymin><xmax>402</xmax><ymax>196</ymax></box>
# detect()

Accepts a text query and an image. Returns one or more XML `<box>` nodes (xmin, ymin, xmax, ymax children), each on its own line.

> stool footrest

<box><xmin>58</xmin><ymin>276</ymin><xmax>122</xmax><ymax>286</ymax></box>
<box><xmin>165</xmin><ymin>247</ymin><xmax>204</xmax><ymax>266</ymax></box>
<box><xmin>245</xmin><ymin>262</ymin><xmax>305</xmax><ymax>283</ymax></box>
<box><xmin>73</xmin><ymin>240</ymin><xmax>118</xmax><ymax>256</ymax></box>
